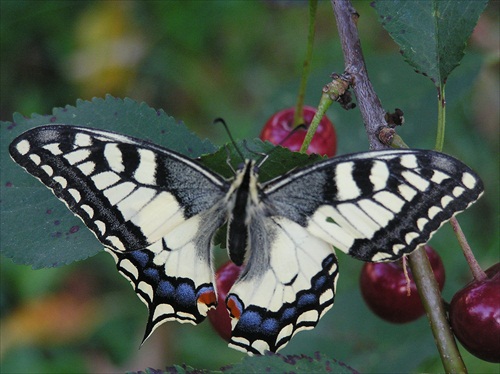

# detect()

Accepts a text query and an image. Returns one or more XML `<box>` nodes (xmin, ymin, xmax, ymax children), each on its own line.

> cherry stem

<box><xmin>433</xmin><ymin>84</ymin><xmax>484</xmax><ymax>280</ymax></box>
<box><xmin>435</xmin><ymin>85</ymin><xmax>446</xmax><ymax>152</ymax></box>
<box><xmin>450</xmin><ymin>217</ymin><xmax>487</xmax><ymax>281</ymax></box>
<box><xmin>299</xmin><ymin>92</ymin><xmax>333</xmax><ymax>154</ymax></box>
<box><xmin>331</xmin><ymin>1</ymin><xmax>467</xmax><ymax>372</ymax></box>
<box><xmin>402</xmin><ymin>256</ymin><xmax>411</xmax><ymax>296</ymax></box>
<box><xmin>293</xmin><ymin>0</ymin><xmax>318</xmax><ymax>129</ymax></box>
<box><xmin>300</xmin><ymin>74</ymin><xmax>350</xmax><ymax>154</ymax></box>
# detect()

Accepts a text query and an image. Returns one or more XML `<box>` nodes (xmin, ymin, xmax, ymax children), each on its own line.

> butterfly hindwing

<box><xmin>263</xmin><ymin>149</ymin><xmax>483</xmax><ymax>262</ymax></box>
<box><xmin>226</xmin><ymin>216</ymin><xmax>338</xmax><ymax>354</ymax></box>
<box><xmin>106</xmin><ymin>212</ymin><xmax>225</xmax><ymax>341</ymax></box>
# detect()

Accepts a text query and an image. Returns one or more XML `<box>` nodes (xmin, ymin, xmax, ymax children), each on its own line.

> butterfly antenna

<box><xmin>256</xmin><ymin>153</ymin><xmax>270</xmax><ymax>169</ymax></box>
<box><xmin>260</xmin><ymin>123</ymin><xmax>308</xmax><ymax>156</ymax></box>
<box><xmin>213</xmin><ymin>117</ymin><xmax>245</xmax><ymax>161</ymax></box>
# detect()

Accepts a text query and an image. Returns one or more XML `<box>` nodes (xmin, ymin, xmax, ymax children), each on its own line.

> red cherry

<box><xmin>207</xmin><ymin>261</ymin><xmax>242</xmax><ymax>342</ymax></box>
<box><xmin>360</xmin><ymin>245</ymin><xmax>445</xmax><ymax>323</ymax></box>
<box><xmin>449</xmin><ymin>263</ymin><xmax>500</xmax><ymax>363</ymax></box>
<box><xmin>260</xmin><ymin>106</ymin><xmax>337</xmax><ymax>157</ymax></box>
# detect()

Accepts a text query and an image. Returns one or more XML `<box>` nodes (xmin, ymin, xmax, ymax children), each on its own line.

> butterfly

<box><xmin>9</xmin><ymin>124</ymin><xmax>483</xmax><ymax>355</ymax></box>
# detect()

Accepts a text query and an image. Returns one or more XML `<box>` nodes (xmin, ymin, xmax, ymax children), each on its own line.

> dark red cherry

<box><xmin>260</xmin><ymin>106</ymin><xmax>336</xmax><ymax>157</ymax></box>
<box><xmin>449</xmin><ymin>263</ymin><xmax>500</xmax><ymax>363</ymax></box>
<box><xmin>360</xmin><ymin>245</ymin><xmax>445</xmax><ymax>323</ymax></box>
<box><xmin>207</xmin><ymin>261</ymin><xmax>242</xmax><ymax>342</ymax></box>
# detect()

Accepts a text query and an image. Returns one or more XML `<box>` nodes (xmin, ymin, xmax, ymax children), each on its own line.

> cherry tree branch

<box><xmin>408</xmin><ymin>250</ymin><xmax>467</xmax><ymax>374</ymax></box>
<box><xmin>331</xmin><ymin>0</ymin><xmax>388</xmax><ymax>150</ymax></box>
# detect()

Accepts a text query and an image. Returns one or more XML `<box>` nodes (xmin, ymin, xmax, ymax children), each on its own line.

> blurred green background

<box><xmin>1</xmin><ymin>1</ymin><xmax>498</xmax><ymax>373</ymax></box>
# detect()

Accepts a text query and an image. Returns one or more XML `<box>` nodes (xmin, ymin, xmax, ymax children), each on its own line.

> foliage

<box><xmin>373</xmin><ymin>0</ymin><xmax>488</xmax><ymax>86</ymax></box>
<box><xmin>130</xmin><ymin>353</ymin><xmax>358</xmax><ymax>374</ymax></box>
<box><xmin>0</xmin><ymin>97</ymin><xmax>216</xmax><ymax>268</ymax></box>
<box><xmin>0</xmin><ymin>1</ymin><xmax>498</xmax><ymax>373</ymax></box>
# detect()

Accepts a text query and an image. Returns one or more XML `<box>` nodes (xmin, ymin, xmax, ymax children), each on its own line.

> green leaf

<box><xmin>372</xmin><ymin>0</ymin><xmax>488</xmax><ymax>86</ymax></box>
<box><xmin>200</xmin><ymin>139</ymin><xmax>325</xmax><ymax>181</ymax></box>
<box><xmin>222</xmin><ymin>353</ymin><xmax>358</xmax><ymax>373</ymax></box>
<box><xmin>0</xmin><ymin>96</ymin><xmax>216</xmax><ymax>269</ymax></box>
<box><xmin>128</xmin><ymin>353</ymin><xmax>358</xmax><ymax>374</ymax></box>
<box><xmin>202</xmin><ymin>140</ymin><xmax>325</xmax><ymax>249</ymax></box>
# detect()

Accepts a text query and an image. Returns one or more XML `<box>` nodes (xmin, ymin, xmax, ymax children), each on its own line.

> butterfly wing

<box><xmin>263</xmin><ymin>149</ymin><xmax>484</xmax><ymax>262</ymax></box>
<box><xmin>106</xmin><ymin>208</ymin><xmax>225</xmax><ymax>342</ymax></box>
<box><xmin>9</xmin><ymin>125</ymin><xmax>228</xmax><ymax>251</ymax></box>
<box><xmin>9</xmin><ymin>124</ymin><xmax>229</xmax><ymax>331</ymax></box>
<box><xmin>226</xmin><ymin>215</ymin><xmax>338</xmax><ymax>355</ymax></box>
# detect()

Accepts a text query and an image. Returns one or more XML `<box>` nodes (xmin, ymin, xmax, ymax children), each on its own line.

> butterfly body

<box><xmin>226</xmin><ymin>160</ymin><xmax>259</xmax><ymax>266</ymax></box>
<box><xmin>9</xmin><ymin>125</ymin><xmax>483</xmax><ymax>355</ymax></box>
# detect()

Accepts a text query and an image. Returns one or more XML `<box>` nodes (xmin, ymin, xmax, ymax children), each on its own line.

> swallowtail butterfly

<box><xmin>9</xmin><ymin>125</ymin><xmax>483</xmax><ymax>355</ymax></box>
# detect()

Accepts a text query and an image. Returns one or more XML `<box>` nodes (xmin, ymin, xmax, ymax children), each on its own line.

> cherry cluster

<box><xmin>207</xmin><ymin>107</ymin><xmax>499</xmax><ymax>363</ymax></box>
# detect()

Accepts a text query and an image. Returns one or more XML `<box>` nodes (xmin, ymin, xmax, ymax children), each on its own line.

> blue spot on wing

<box><xmin>176</xmin><ymin>282</ymin><xmax>196</xmax><ymax>307</ymax></box>
<box><xmin>158</xmin><ymin>280</ymin><xmax>175</xmax><ymax>297</ymax></box>
<box><xmin>144</xmin><ymin>267</ymin><xmax>160</xmax><ymax>282</ymax></box>
<box><xmin>130</xmin><ymin>250</ymin><xmax>149</xmax><ymax>267</ymax></box>
<box><xmin>238</xmin><ymin>310</ymin><xmax>262</xmax><ymax>332</ymax></box>
<box><xmin>297</xmin><ymin>293</ymin><xmax>317</xmax><ymax>307</ymax></box>
<box><xmin>281</xmin><ymin>307</ymin><xmax>296</xmax><ymax>321</ymax></box>
<box><xmin>313</xmin><ymin>274</ymin><xmax>327</xmax><ymax>290</ymax></box>
<box><xmin>262</xmin><ymin>318</ymin><xmax>279</xmax><ymax>335</ymax></box>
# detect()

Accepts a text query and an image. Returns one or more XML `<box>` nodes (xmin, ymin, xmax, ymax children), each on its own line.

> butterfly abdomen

<box><xmin>226</xmin><ymin>160</ymin><xmax>260</xmax><ymax>266</ymax></box>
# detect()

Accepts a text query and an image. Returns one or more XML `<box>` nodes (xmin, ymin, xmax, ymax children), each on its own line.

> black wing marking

<box><xmin>264</xmin><ymin>149</ymin><xmax>483</xmax><ymax>262</ymax></box>
<box><xmin>225</xmin><ymin>216</ymin><xmax>339</xmax><ymax>355</ymax></box>
<box><xmin>106</xmin><ymin>209</ymin><xmax>225</xmax><ymax>341</ymax></box>
<box><xmin>9</xmin><ymin>125</ymin><xmax>228</xmax><ymax>252</ymax></box>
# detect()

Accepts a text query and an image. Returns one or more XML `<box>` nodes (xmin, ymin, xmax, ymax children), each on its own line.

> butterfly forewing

<box><xmin>9</xmin><ymin>125</ymin><xmax>228</xmax><ymax>252</ymax></box>
<box><xmin>263</xmin><ymin>149</ymin><xmax>484</xmax><ymax>262</ymax></box>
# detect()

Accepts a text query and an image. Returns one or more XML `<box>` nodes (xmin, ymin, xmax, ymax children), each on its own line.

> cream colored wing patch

<box><xmin>264</xmin><ymin>150</ymin><xmax>484</xmax><ymax>263</ymax></box>
<box><xmin>226</xmin><ymin>217</ymin><xmax>338</xmax><ymax>355</ymax></box>
<box><xmin>9</xmin><ymin>125</ymin><xmax>227</xmax><ymax>253</ymax></box>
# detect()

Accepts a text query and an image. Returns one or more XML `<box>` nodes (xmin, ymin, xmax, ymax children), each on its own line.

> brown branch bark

<box><xmin>331</xmin><ymin>0</ymin><xmax>388</xmax><ymax>150</ymax></box>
